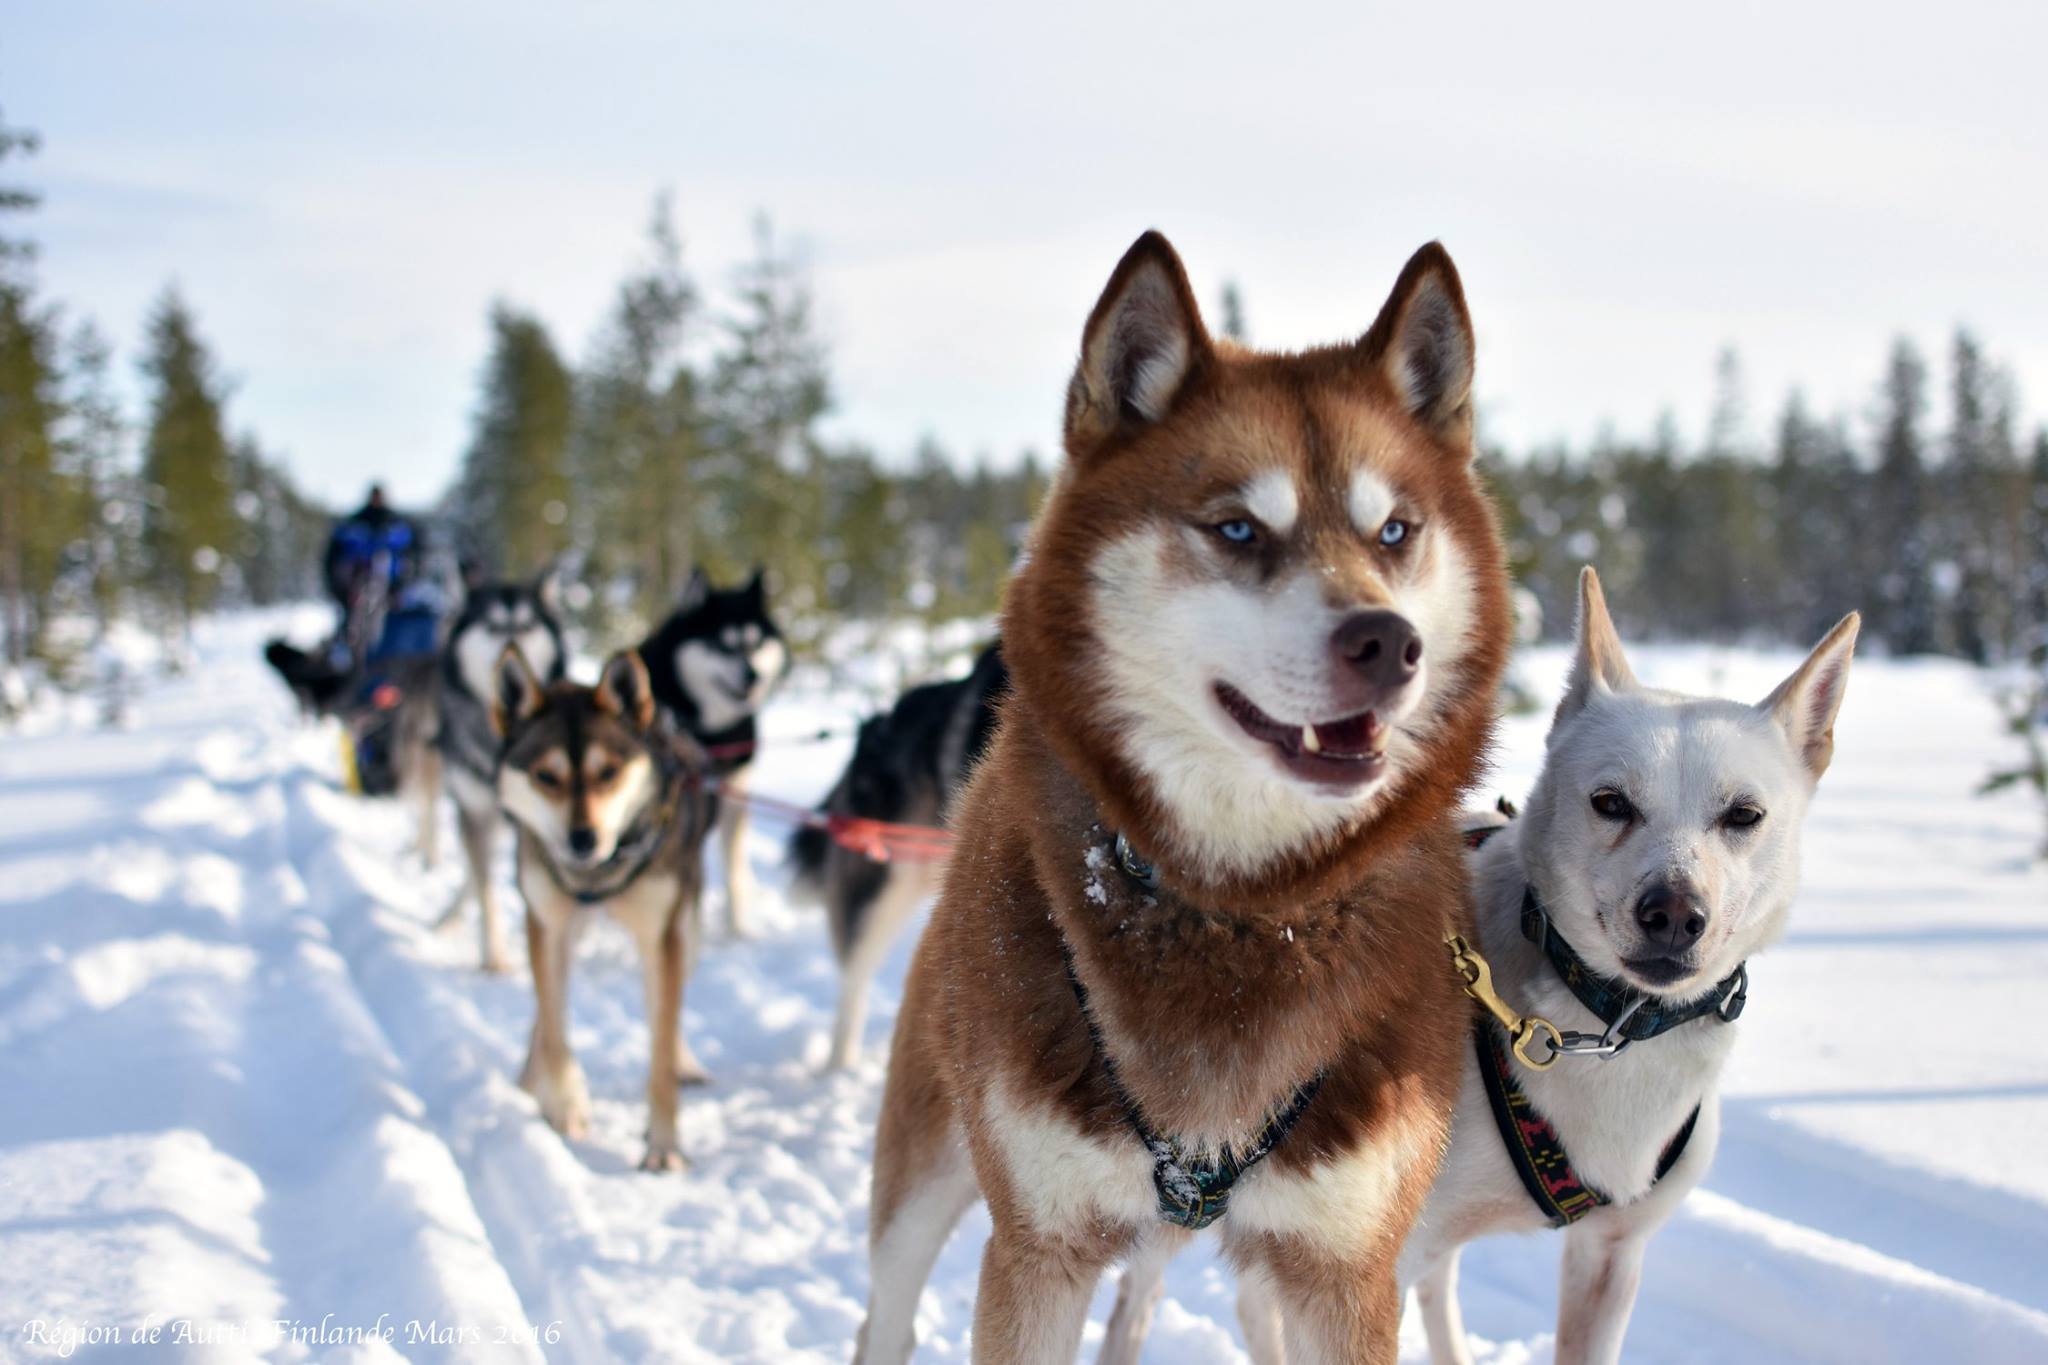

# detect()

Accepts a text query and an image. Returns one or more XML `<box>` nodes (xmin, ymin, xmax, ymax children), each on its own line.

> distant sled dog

<box><xmin>636</xmin><ymin>568</ymin><xmax>790</xmax><ymax>937</ymax></box>
<box><xmin>491</xmin><ymin>645</ymin><xmax>711</xmax><ymax>1172</ymax></box>
<box><xmin>424</xmin><ymin>570</ymin><xmax>568</xmax><ymax>972</ymax></box>
<box><xmin>856</xmin><ymin>231</ymin><xmax>1513</xmax><ymax>1365</ymax></box>
<box><xmin>790</xmin><ymin>641</ymin><xmax>1008</xmax><ymax>1071</ymax></box>
<box><xmin>1110</xmin><ymin>566</ymin><xmax>1861</xmax><ymax>1365</ymax></box>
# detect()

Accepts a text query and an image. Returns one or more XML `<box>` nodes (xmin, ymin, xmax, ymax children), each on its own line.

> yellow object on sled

<box><xmin>338</xmin><ymin>726</ymin><xmax>364</xmax><ymax>795</ymax></box>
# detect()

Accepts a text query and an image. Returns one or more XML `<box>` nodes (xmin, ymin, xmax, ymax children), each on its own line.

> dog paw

<box><xmin>527</xmin><ymin>1067</ymin><xmax>591</xmax><ymax>1140</ymax></box>
<box><xmin>676</xmin><ymin>1058</ymin><xmax>713</xmax><ymax>1088</ymax></box>
<box><xmin>639</xmin><ymin>1143</ymin><xmax>685</xmax><ymax>1173</ymax></box>
<box><xmin>480</xmin><ymin>947</ymin><xmax>514</xmax><ymax>975</ymax></box>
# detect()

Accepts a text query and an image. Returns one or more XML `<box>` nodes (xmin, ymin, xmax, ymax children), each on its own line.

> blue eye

<box><xmin>1378</xmin><ymin>519</ymin><xmax>1409</xmax><ymax>547</ymax></box>
<box><xmin>1216</xmin><ymin>519</ymin><xmax>1257</xmax><ymax>544</ymax></box>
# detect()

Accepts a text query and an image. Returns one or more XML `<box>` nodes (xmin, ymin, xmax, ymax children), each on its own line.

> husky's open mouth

<box><xmin>1214</xmin><ymin>682</ymin><xmax>1387</xmax><ymax>789</ymax></box>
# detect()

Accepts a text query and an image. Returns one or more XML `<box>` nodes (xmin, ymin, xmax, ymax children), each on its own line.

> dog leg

<box><xmin>519</xmin><ymin>907</ymin><xmax>589</xmax><ymax>1140</ymax></box>
<box><xmin>857</xmin><ymin>960</ymin><xmax>978</xmax><ymax>1365</ymax></box>
<box><xmin>672</xmin><ymin>895</ymin><xmax>711</xmax><ymax>1087</ymax></box>
<box><xmin>1233</xmin><ymin>1239</ymin><xmax>1402</xmax><ymax>1365</ymax></box>
<box><xmin>972</xmin><ymin>1219</ymin><xmax>1118</xmax><ymax>1364</ymax></box>
<box><xmin>1415</xmin><ymin>1245</ymin><xmax>1475</xmax><ymax>1365</ymax></box>
<box><xmin>827</xmin><ymin>864</ymin><xmax>936</xmax><ymax>1071</ymax></box>
<box><xmin>415</xmin><ymin>746</ymin><xmax>442</xmax><ymax>869</ymax></box>
<box><xmin>452</xmin><ymin>804</ymin><xmax>511</xmax><ymax>973</ymax></box>
<box><xmin>717</xmin><ymin>774</ymin><xmax>755</xmax><ymax>937</ymax></box>
<box><xmin>1234</xmin><ymin>1265</ymin><xmax>1287</xmax><ymax>1365</ymax></box>
<box><xmin>1098</xmin><ymin>1230</ymin><xmax>1187</xmax><ymax>1365</ymax></box>
<box><xmin>636</xmin><ymin>904</ymin><xmax>688</xmax><ymax>1171</ymax></box>
<box><xmin>1553</xmin><ymin>1221</ymin><xmax>1650</xmax><ymax>1365</ymax></box>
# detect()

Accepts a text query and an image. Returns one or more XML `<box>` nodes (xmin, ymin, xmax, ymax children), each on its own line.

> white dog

<box><xmin>1105</xmin><ymin>564</ymin><xmax>1859</xmax><ymax>1365</ymax></box>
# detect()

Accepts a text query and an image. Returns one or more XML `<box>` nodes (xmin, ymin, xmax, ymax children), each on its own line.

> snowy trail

<box><xmin>2</xmin><ymin>612</ymin><xmax>2045</xmax><ymax>1362</ymax></box>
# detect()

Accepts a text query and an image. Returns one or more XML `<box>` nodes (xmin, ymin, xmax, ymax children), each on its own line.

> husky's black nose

<box><xmin>1635</xmin><ymin>881</ymin><xmax>1708</xmax><ymax>950</ymax></box>
<box><xmin>1333</xmin><ymin>611</ymin><xmax>1422</xmax><ymax>692</ymax></box>
<box><xmin>568</xmin><ymin>827</ymin><xmax>597</xmax><ymax>858</ymax></box>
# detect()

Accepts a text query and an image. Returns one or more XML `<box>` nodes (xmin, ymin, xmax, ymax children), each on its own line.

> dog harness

<box><xmin>1061</xmin><ymin>834</ymin><xmax>1323</xmax><ymax>1230</ymax></box>
<box><xmin>1453</xmin><ymin>816</ymin><xmax>1728</xmax><ymax>1225</ymax></box>
<box><xmin>1475</xmin><ymin>1019</ymin><xmax>1699</xmax><ymax>1227</ymax></box>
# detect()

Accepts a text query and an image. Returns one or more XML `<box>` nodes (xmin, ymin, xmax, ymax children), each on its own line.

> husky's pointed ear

<box><xmin>743</xmin><ymin>566</ymin><xmax>767</xmax><ymax>605</ymax></box>
<box><xmin>595</xmin><ymin>650</ymin><xmax>656</xmax><ymax>731</ymax></box>
<box><xmin>1361</xmin><ymin>242</ymin><xmax>1476</xmax><ymax>451</ymax></box>
<box><xmin>490</xmin><ymin>645</ymin><xmax>546</xmax><ymax>738</ymax></box>
<box><xmin>1065</xmin><ymin>230</ymin><xmax>1212</xmax><ymax>456</ymax></box>
<box><xmin>676</xmin><ymin>565</ymin><xmax>710</xmax><ymax>613</ymax></box>
<box><xmin>1554</xmin><ymin>566</ymin><xmax>1636</xmax><ymax>729</ymax></box>
<box><xmin>1760</xmin><ymin>612</ymin><xmax>1859</xmax><ymax>782</ymax></box>
<box><xmin>533</xmin><ymin>560</ymin><xmax>564</xmax><ymax>614</ymax></box>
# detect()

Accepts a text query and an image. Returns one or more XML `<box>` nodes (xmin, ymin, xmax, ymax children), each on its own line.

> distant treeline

<box><xmin>0</xmin><ymin>108</ymin><xmax>328</xmax><ymax>674</ymax></box>
<box><xmin>442</xmin><ymin>201</ymin><xmax>1048</xmax><ymax>650</ymax></box>
<box><xmin>4</xmin><ymin>100</ymin><xmax>2044</xmax><ymax>672</ymax></box>
<box><xmin>1486</xmin><ymin>342</ymin><xmax>2048</xmax><ymax>661</ymax></box>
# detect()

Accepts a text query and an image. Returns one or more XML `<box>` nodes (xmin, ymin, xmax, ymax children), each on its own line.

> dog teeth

<box><xmin>1301</xmin><ymin>724</ymin><xmax>1321</xmax><ymax>755</ymax></box>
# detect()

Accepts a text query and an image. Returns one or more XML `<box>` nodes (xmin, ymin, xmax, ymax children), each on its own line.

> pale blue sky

<box><xmin>14</xmin><ymin>2</ymin><xmax>2048</xmax><ymax>507</ymax></box>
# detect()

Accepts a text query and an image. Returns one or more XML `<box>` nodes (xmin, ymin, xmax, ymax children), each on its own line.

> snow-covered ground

<box><xmin>1</xmin><ymin>609</ymin><xmax>2044</xmax><ymax>1363</ymax></box>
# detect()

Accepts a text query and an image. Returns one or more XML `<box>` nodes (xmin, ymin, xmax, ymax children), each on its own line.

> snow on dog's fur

<box><xmin>856</xmin><ymin>230</ymin><xmax>1512</xmax><ymax>1365</ymax></box>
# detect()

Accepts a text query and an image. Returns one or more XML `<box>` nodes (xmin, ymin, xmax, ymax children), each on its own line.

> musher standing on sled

<box><xmin>321</xmin><ymin>484</ymin><xmax>441</xmax><ymax>795</ymax></box>
<box><xmin>322</xmin><ymin>483</ymin><xmax>423</xmax><ymax>667</ymax></box>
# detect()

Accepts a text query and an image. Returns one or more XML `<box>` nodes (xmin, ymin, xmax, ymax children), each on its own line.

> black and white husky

<box><xmin>791</xmin><ymin>642</ymin><xmax>1007</xmax><ymax>1070</ymax></box>
<box><xmin>635</xmin><ymin>568</ymin><xmax>790</xmax><ymax>936</ymax></box>
<box><xmin>427</xmin><ymin>572</ymin><xmax>567</xmax><ymax>972</ymax></box>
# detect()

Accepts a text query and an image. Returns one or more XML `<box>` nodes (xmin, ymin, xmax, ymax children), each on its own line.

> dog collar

<box><xmin>1475</xmin><ymin>1018</ymin><xmax>1699</xmax><ymax>1227</ymax></box>
<box><xmin>1520</xmin><ymin>887</ymin><xmax>1748</xmax><ymax>1044</ymax></box>
<box><xmin>1062</xmin><ymin>941</ymin><xmax>1320</xmax><ymax>1230</ymax></box>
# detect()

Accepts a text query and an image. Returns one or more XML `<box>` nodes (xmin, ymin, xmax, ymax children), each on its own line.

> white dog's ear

<box><xmin>1361</xmin><ymin>241</ymin><xmax>1476</xmax><ymax>451</ymax></box>
<box><xmin>1554</xmin><ymin>566</ymin><xmax>1635</xmax><ymax>728</ymax></box>
<box><xmin>1760</xmin><ymin>612</ymin><xmax>1860</xmax><ymax>781</ymax></box>
<box><xmin>490</xmin><ymin>645</ymin><xmax>547</xmax><ymax>738</ymax></box>
<box><xmin>1065</xmin><ymin>230</ymin><xmax>1212</xmax><ymax>457</ymax></box>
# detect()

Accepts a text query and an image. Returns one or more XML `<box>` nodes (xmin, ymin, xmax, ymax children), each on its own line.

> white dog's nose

<box><xmin>1635</xmin><ymin>881</ymin><xmax>1708</xmax><ymax>950</ymax></box>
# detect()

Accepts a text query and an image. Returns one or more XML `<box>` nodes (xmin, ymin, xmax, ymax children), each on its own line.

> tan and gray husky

<box><xmin>491</xmin><ymin>646</ymin><xmax>711</xmax><ymax>1172</ymax></box>
<box><xmin>856</xmin><ymin>231</ymin><xmax>1513</xmax><ymax>1365</ymax></box>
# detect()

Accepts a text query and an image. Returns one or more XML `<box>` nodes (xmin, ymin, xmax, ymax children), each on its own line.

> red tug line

<box><xmin>687</xmin><ymin>728</ymin><xmax>954</xmax><ymax>865</ymax></box>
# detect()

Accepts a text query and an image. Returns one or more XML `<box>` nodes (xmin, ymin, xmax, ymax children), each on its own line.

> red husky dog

<box><xmin>856</xmin><ymin>232</ymin><xmax>1512</xmax><ymax>1364</ymax></box>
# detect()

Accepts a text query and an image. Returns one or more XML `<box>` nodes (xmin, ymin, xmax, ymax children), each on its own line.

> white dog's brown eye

<box><xmin>1724</xmin><ymin>804</ymin><xmax>1764</xmax><ymax>829</ymax></box>
<box><xmin>1378</xmin><ymin>519</ymin><xmax>1409</xmax><ymax>547</ymax></box>
<box><xmin>1590</xmin><ymin>789</ymin><xmax>1634</xmax><ymax>822</ymax></box>
<box><xmin>532</xmin><ymin>768</ymin><xmax>564</xmax><ymax>792</ymax></box>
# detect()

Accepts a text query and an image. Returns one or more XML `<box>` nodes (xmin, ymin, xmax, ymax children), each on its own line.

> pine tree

<box><xmin>1219</xmin><ymin>282</ymin><xmax>1248</xmax><ymax>343</ymax></box>
<box><xmin>702</xmin><ymin>215</ymin><xmax>831</xmax><ymax>619</ymax></box>
<box><xmin>1872</xmin><ymin>339</ymin><xmax>1939</xmax><ymax>655</ymax></box>
<box><xmin>0</xmin><ymin>107</ymin><xmax>39</xmax><ymax>278</ymax></box>
<box><xmin>1689</xmin><ymin>348</ymin><xmax>1772</xmax><ymax>638</ymax></box>
<box><xmin>2023</xmin><ymin>429</ymin><xmax>2048</xmax><ymax>652</ymax></box>
<box><xmin>452</xmin><ymin>305</ymin><xmax>574</xmax><ymax>575</ymax></box>
<box><xmin>59</xmin><ymin>320</ymin><xmax>130</xmax><ymax>633</ymax></box>
<box><xmin>137</xmin><ymin>288</ymin><xmax>237</xmax><ymax>627</ymax></box>
<box><xmin>573</xmin><ymin>195</ymin><xmax>701</xmax><ymax>636</ymax></box>
<box><xmin>1943</xmin><ymin>330</ymin><xmax>2016</xmax><ymax>662</ymax></box>
<box><xmin>0</xmin><ymin>281</ymin><xmax>62</xmax><ymax>660</ymax></box>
